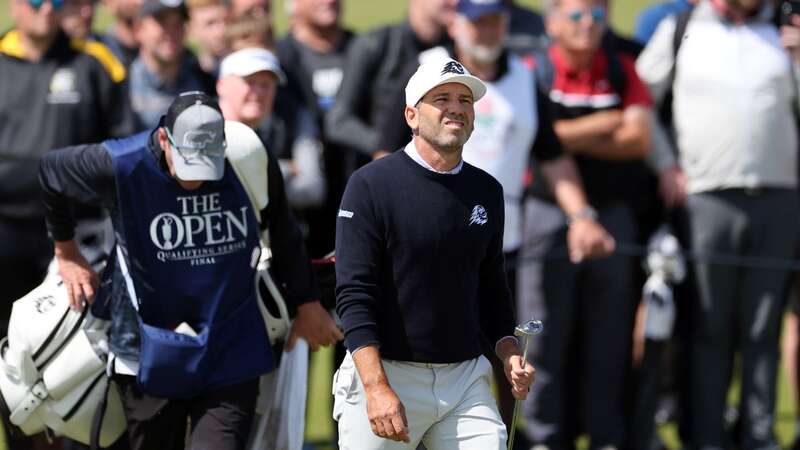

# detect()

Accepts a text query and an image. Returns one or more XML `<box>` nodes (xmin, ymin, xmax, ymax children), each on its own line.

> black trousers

<box><xmin>685</xmin><ymin>190</ymin><xmax>798</xmax><ymax>450</ymax></box>
<box><xmin>114</xmin><ymin>376</ymin><xmax>258</xmax><ymax>450</ymax></box>
<box><xmin>0</xmin><ymin>218</ymin><xmax>52</xmax><ymax>337</ymax></box>
<box><xmin>519</xmin><ymin>199</ymin><xmax>638</xmax><ymax>450</ymax></box>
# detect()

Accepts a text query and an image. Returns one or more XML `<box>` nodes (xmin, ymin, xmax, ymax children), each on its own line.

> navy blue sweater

<box><xmin>335</xmin><ymin>149</ymin><xmax>515</xmax><ymax>363</ymax></box>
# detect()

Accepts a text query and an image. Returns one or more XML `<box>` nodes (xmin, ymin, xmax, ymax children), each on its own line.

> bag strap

<box><xmin>89</xmin><ymin>377</ymin><xmax>111</xmax><ymax>450</ymax></box>
<box><xmin>604</xmin><ymin>47</ymin><xmax>628</xmax><ymax>100</ymax></box>
<box><xmin>531</xmin><ymin>48</ymin><xmax>555</xmax><ymax>95</ymax></box>
<box><xmin>672</xmin><ymin>9</ymin><xmax>693</xmax><ymax>59</ymax></box>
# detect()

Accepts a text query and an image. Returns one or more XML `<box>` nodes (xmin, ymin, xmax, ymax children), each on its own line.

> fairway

<box><xmin>0</xmin><ymin>0</ymin><xmax>797</xmax><ymax>449</ymax></box>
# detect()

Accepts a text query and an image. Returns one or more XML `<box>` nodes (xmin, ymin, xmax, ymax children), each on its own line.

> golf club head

<box><xmin>514</xmin><ymin>318</ymin><xmax>544</xmax><ymax>337</ymax></box>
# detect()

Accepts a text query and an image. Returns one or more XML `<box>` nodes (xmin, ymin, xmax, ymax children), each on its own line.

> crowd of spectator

<box><xmin>2</xmin><ymin>0</ymin><xmax>800</xmax><ymax>448</ymax></box>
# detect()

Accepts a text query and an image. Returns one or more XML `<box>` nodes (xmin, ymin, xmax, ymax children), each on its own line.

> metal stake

<box><xmin>508</xmin><ymin>318</ymin><xmax>544</xmax><ymax>450</ymax></box>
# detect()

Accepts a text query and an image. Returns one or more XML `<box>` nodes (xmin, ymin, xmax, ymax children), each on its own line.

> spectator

<box><xmin>186</xmin><ymin>0</ymin><xmax>229</xmax><ymax>77</ymax></box>
<box><xmin>225</xmin><ymin>14</ymin><xmax>273</xmax><ymax>51</ymax></box>
<box><xmin>436</xmin><ymin>0</ymin><xmax>614</xmax><ymax>440</ymax></box>
<box><xmin>100</xmin><ymin>0</ymin><xmax>142</xmax><ymax>67</ymax></box>
<box><xmin>61</xmin><ymin>0</ymin><xmax>98</xmax><ymax>39</ymax></box>
<box><xmin>334</xmin><ymin>56</ymin><xmax>535</xmax><ymax>450</ymax></box>
<box><xmin>505</xmin><ymin>0</ymin><xmax>548</xmax><ymax>54</ymax></box>
<box><xmin>217</xmin><ymin>48</ymin><xmax>326</xmax><ymax>218</ymax></box>
<box><xmin>276</xmin><ymin>0</ymin><xmax>354</xmax><ymax>256</ymax></box>
<box><xmin>637</xmin><ymin>0</ymin><xmax>800</xmax><ymax>448</ymax></box>
<box><xmin>633</xmin><ymin>0</ymin><xmax>695</xmax><ymax>44</ymax></box>
<box><xmin>129</xmin><ymin>0</ymin><xmax>214</xmax><ymax>130</ymax></box>
<box><xmin>230</xmin><ymin>0</ymin><xmax>268</xmax><ymax>18</ymax></box>
<box><xmin>39</xmin><ymin>91</ymin><xmax>341</xmax><ymax>450</ymax></box>
<box><xmin>325</xmin><ymin>0</ymin><xmax>457</xmax><ymax>164</ymax></box>
<box><xmin>780</xmin><ymin>13</ymin><xmax>800</xmax><ymax>450</ymax></box>
<box><xmin>0</xmin><ymin>0</ymin><xmax>133</xmax><ymax>446</ymax></box>
<box><xmin>518</xmin><ymin>0</ymin><xmax>653</xmax><ymax>447</ymax></box>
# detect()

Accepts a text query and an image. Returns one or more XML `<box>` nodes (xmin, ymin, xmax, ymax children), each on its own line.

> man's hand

<box><xmin>497</xmin><ymin>339</ymin><xmax>536</xmax><ymax>400</ymax></box>
<box><xmin>365</xmin><ymin>383</ymin><xmax>410</xmax><ymax>443</ymax></box>
<box><xmin>781</xmin><ymin>15</ymin><xmax>800</xmax><ymax>63</ymax></box>
<box><xmin>55</xmin><ymin>240</ymin><xmax>98</xmax><ymax>311</ymax></box>
<box><xmin>658</xmin><ymin>165</ymin><xmax>688</xmax><ymax>209</ymax></box>
<box><xmin>286</xmin><ymin>301</ymin><xmax>343</xmax><ymax>351</ymax></box>
<box><xmin>567</xmin><ymin>219</ymin><xmax>615</xmax><ymax>263</ymax></box>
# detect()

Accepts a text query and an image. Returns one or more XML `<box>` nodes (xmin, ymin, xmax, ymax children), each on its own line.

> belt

<box><xmin>385</xmin><ymin>360</ymin><xmax>457</xmax><ymax>369</ymax></box>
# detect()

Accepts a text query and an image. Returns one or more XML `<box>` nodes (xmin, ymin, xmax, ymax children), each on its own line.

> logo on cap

<box><xmin>442</xmin><ymin>61</ymin><xmax>466</xmax><ymax>76</ymax></box>
<box><xmin>182</xmin><ymin>130</ymin><xmax>217</xmax><ymax>150</ymax></box>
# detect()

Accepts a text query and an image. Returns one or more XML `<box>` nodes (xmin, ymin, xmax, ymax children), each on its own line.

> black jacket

<box><xmin>0</xmin><ymin>29</ymin><xmax>135</xmax><ymax>221</ymax></box>
<box><xmin>325</xmin><ymin>21</ymin><xmax>450</xmax><ymax>159</ymax></box>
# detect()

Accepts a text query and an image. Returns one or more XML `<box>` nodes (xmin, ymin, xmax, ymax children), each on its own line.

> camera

<box><xmin>781</xmin><ymin>0</ymin><xmax>800</xmax><ymax>26</ymax></box>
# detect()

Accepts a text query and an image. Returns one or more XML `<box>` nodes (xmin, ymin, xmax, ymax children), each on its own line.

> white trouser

<box><xmin>333</xmin><ymin>352</ymin><xmax>506</xmax><ymax>450</ymax></box>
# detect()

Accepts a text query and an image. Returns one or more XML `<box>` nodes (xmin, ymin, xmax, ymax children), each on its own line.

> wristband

<box><xmin>567</xmin><ymin>206</ymin><xmax>598</xmax><ymax>226</ymax></box>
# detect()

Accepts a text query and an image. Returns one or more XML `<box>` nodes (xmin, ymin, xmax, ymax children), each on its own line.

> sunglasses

<box><xmin>565</xmin><ymin>7</ymin><xmax>606</xmax><ymax>23</ymax></box>
<box><xmin>165</xmin><ymin>128</ymin><xmax>226</xmax><ymax>160</ymax></box>
<box><xmin>27</xmin><ymin>0</ymin><xmax>65</xmax><ymax>10</ymax></box>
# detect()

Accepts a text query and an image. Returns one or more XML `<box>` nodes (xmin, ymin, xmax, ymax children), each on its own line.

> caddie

<box><xmin>334</xmin><ymin>58</ymin><xmax>535</xmax><ymax>450</ymax></box>
<box><xmin>38</xmin><ymin>91</ymin><xmax>342</xmax><ymax>450</ymax></box>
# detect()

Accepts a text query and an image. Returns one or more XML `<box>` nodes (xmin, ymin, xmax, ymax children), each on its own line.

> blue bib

<box><xmin>105</xmin><ymin>132</ymin><xmax>274</xmax><ymax>398</ymax></box>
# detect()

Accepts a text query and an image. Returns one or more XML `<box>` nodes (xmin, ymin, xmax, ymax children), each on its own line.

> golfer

<box><xmin>39</xmin><ymin>92</ymin><xmax>341</xmax><ymax>450</ymax></box>
<box><xmin>334</xmin><ymin>58</ymin><xmax>535</xmax><ymax>450</ymax></box>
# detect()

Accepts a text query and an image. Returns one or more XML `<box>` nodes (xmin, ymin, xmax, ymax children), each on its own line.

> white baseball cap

<box><xmin>218</xmin><ymin>47</ymin><xmax>286</xmax><ymax>84</ymax></box>
<box><xmin>404</xmin><ymin>58</ymin><xmax>487</xmax><ymax>107</ymax></box>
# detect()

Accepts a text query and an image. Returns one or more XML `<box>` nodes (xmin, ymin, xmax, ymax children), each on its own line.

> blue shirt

<box><xmin>128</xmin><ymin>55</ymin><xmax>210</xmax><ymax>131</ymax></box>
<box><xmin>634</xmin><ymin>0</ymin><xmax>693</xmax><ymax>44</ymax></box>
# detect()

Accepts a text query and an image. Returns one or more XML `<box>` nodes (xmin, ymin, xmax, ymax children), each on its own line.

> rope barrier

<box><xmin>506</xmin><ymin>242</ymin><xmax>800</xmax><ymax>273</ymax></box>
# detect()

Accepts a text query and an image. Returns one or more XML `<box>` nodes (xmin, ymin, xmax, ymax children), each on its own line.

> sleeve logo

<box><xmin>338</xmin><ymin>209</ymin><xmax>354</xmax><ymax>219</ymax></box>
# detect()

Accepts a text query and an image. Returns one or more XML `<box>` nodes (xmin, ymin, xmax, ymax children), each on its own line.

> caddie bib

<box><xmin>104</xmin><ymin>132</ymin><xmax>274</xmax><ymax>398</ymax></box>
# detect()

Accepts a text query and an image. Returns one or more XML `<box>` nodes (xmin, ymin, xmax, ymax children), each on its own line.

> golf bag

<box><xmin>0</xmin><ymin>264</ymin><xmax>126</xmax><ymax>447</ymax></box>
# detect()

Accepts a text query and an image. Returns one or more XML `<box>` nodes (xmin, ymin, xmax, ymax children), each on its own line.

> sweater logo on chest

<box><xmin>468</xmin><ymin>205</ymin><xmax>488</xmax><ymax>226</ymax></box>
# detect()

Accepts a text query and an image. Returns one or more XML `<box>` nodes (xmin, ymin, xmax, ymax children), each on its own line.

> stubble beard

<box><xmin>418</xmin><ymin>113</ymin><xmax>472</xmax><ymax>153</ymax></box>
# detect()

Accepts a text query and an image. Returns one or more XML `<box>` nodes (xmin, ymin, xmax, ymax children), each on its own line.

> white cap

<box><xmin>404</xmin><ymin>58</ymin><xmax>487</xmax><ymax>107</ymax></box>
<box><xmin>218</xmin><ymin>47</ymin><xmax>286</xmax><ymax>84</ymax></box>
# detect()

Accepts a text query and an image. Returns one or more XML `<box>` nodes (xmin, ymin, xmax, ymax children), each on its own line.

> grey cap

<box><xmin>164</xmin><ymin>92</ymin><xmax>227</xmax><ymax>181</ymax></box>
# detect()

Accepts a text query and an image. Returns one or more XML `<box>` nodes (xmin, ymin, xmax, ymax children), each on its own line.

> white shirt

<box><xmin>403</xmin><ymin>141</ymin><xmax>463</xmax><ymax>174</ymax></box>
<box><xmin>637</xmin><ymin>0</ymin><xmax>799</xmax><ymax>193</ymax></box>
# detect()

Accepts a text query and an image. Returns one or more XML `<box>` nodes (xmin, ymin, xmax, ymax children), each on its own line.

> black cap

<box><xmin>138</xmin><ymin>0</ymin><xmax>187</xmax><ymax>19</ymax></box>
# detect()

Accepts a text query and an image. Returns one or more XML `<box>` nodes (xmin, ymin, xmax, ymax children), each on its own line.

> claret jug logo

<box><xmin>149</xmin><ymin>193</ymin><xmax>249</xmax><ymax>266</ymax></box>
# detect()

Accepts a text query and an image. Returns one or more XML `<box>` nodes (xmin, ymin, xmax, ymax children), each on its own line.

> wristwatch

<box><xmin>567</xmin><ymin>206</ymin><xmax>598</xmax><ymax>226</ymax></box>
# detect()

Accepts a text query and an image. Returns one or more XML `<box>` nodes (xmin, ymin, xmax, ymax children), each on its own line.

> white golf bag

<box><xmin>0</xmin><ymin>263</ymin><xmax>126</xmax><ymax>447</ymax></box>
